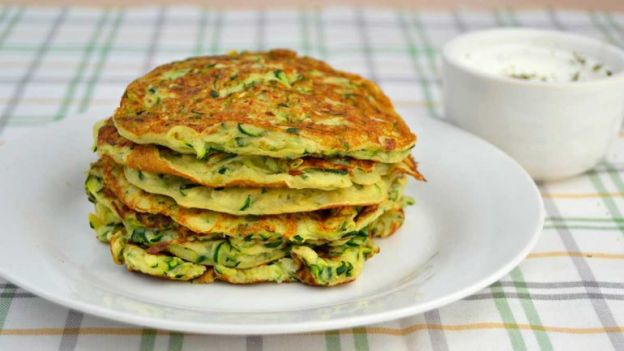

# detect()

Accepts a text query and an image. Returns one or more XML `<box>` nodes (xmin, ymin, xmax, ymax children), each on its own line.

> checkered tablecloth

<box><xmin>0</xmin><ymin>4</ymin><xmax>623</xmax><ymax>350</ymax></box>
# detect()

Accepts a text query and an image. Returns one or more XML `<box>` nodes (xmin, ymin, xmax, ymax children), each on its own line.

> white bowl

<box><xmin>442</xmin><ymin>28</ymin><xmax>624</xmax><ymax>181</ymax></box>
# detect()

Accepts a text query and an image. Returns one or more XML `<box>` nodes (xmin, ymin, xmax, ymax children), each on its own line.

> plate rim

<box><xmin>0</xmin><ymin>113</ymin><xmax>545</xmax><ymax>335</ymax></box>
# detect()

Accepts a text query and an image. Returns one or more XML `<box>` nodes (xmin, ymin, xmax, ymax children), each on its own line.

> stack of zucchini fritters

<box><xmin>86</xmin><ymin>49</ymin><xmax>424</xmax><ymax>286</ymax></box>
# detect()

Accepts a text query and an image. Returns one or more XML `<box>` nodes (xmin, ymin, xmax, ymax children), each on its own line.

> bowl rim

<box><xmin>442</xmin><ymin>27</ymin><xmax>624</xmax><ymax>88</ymax></box>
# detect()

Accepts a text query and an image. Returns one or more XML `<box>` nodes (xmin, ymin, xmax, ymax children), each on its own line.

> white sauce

<box><xmin>461</xmin><ymin>43</ymin><xmax>613</xmax><ymax>82</ymax></box>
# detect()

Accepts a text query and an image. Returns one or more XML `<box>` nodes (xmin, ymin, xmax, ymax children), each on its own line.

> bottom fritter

<box><xmin>108</xmin><ymin>229</ymin><xmax>378</xmax><ymax>286</ymax></box>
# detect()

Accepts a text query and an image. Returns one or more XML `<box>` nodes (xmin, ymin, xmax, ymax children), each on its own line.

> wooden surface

<box><xmin>7</xmin><ymin>0</ymin><xmax>624</xmax><ymax>10</ymax></box>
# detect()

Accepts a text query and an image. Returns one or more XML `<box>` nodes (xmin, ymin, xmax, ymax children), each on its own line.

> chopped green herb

<box><xmin>571</xmin><ymin>72</ymin><xmax>580</xmax><ymax>81</ymax></box>
<box><xmin>293</xmin><ymin>235</ymin><xmax>304</xmax><ymax>243</ymax></box>
<box><xmin>264</xmin><ymin>240</ymin><xmax>283</xmax><ymax>248</ymax></box>
<box><xmin>286</xmin><ymin>127</ymin><xmax>299</xmax><ymax>134</ymax></box>
<box><xmin>217</xmin><ymin>167</ymin><xmax>228</xmax><ymax>175</ymax></box>
<box><xmin>239</xmin><ymin>195</ymin><xmax>252</xmax><ymax>211</ymax></box>
<box><xmin>179</xmin><ymin>183</ymin><xmax>200</xmax><ymax>196</ymax></box>
<box><xmin>508</xmin><ymin>72</ymin><xmax>536</xmax><ymax>80</ymax></box>
<box><xmin>573</xmin><ymin>52</ymin><xmax>586</xmax><ymax>65</ymax></box>
<box><xmin>210</xmin><ymin>89</ymin><xmax>219</xmax><ymax>98</ymax></box>
<box><xmin>593</xmin><ymin>64</ymin><xmax>603</xmax><ymax>72</ymax></box>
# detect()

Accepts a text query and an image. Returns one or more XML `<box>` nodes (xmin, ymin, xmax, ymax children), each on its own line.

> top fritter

<box><xmin>113</xmin><ymin>49</ymin><xmax>416</xmax><ymax>163</ymax></box>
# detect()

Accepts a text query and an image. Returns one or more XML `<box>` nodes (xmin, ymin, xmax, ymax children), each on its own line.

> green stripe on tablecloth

<box><xmin>168</xmin><ymin>332</ymin><xmax>184</xmax><ymax>351</ymax></box>
<box><xmin>142</xmin><ymin>5</ymin><xmax>166</xmax><ymax>72</ymax></box>
<box><xmin>451</xmin><ymin>8</ymin><xmax>467</xmax><ymax>31</ymax></box>
<box><xmin>588</xmin><ymin>11</ymin><xmax>620</xmax><ymax>46</ymax></box>
<box><xmin>0</xmin><ymin>5</ymin><xmax>24</xmax><ymax>50</ymax></box>
<box><xmin>547</xmin><ymin>217</ymin><xmax>624</xmax><ymax>223</ymax></box>
<box><xmin>299</xmin><ymin>8</ymin><xmax>310</xmax><ymax>55</ymax></box>
<box><xmin>411</xmin><ymin>11</ymin><xmax>439</xmax><ymax>78</ymax></box>
<box><xmin>410</xmin><ymin>11</ymin><xmax>444</xmax><ymax>122</ymax></box>
<box><xmin>54</xmin><ymin>9</ymin><xmax>110</xmax><ymax>120</ymax></box>
<box><xmin>0</xmin><ymin>5</ymin><xmax>12</xmax><ymax>28</ymax></box>
<box><xmin>194</xmin><ymin>7</ymin><xmax>209</xmax><ymax>55</ymax></box>
<box><xmin>510</xmin><ymin>269</ymin><xmax>554</xmax><ymax>350</ymax></box>
<box><xmin>397</xmin><ymin>11</ymin><xmax>438</xmax><ymax>118</ymax></box>
<box><xmin>246</xmin><ymin>335</ymin><xmax>262</xmax><ymax>351</ymax></box>
<box><xmin>355</xmin><ymin>8</ymin><xmax>378</xmax><ymax>81</ymax></box>
<box><xmin>256</xmin><ymin>9</ymin><xmax>266</xmax><ymax>51</ymax></box>
<box><xmin>139</xmin><ymin>328</ymin><xmax>156</xmax><ymax>351</ymax></box>
<box><xmin>490</xmin><ymin>282</ymin><xmax>527</xmax><ymax>351</ymax></box>
<box><xmin>493</xmin><ymin>9</ymin><xmax>507</xmax><ymax>27</ymax></box>
<box><xmin>210</xmin><ymin>9</ymin><xmax>222</xmax><ymax>54</ymax></box>
<box><xmin>0</xmin><ymin>285</ymin><xmax>16</xmax><ymax>330</ymax></box>
<box><xmin>543</xmin><ymin>224</ymin><xmax>624</xmax><ymax>231</ymax></box>
<box><xmin>353</xmin><ymin>327</ymin><xmax>369</xmax><ymax>351</ymax></box>
<box><xmin>0</xmin><ymin>7</ymin><xmax>66</xmax><ymax>133</ymax></box>
<box><xmin>325</xmin><ymin>330</ymin><xmax>341</xmax><ymax>351</ymax></box>
<box><xmin>547</xmin><ymin>8</ymin><xmax>565</xmax><ymax>29</ymax></box>
<box><xmin>314</xmin><ymin>9</ymin><xmax>328</xmax><ymax>58</ymax></box>
<box><xmin>597</xmin><ymin>162</ymin><xmax>624</xmax><ymax>236</ymax></box>
<box><xmin>605</xmin><ymin>11</ymin><xmax>624</xmax><ymax>42</ymax></box>
<box><xmin>505</xmin><ymin>8</ymin><xmax>522</xmax><ymax>26</ymax></box>
<box><xmin>589</xmin><ymin>166</ymin><xmax>624</xmax><ymax>175</ymax></box>
<box><xmin>78</xmin><ymin>8</ymin><xmax>123</xmax><ymax>112</ymax></box>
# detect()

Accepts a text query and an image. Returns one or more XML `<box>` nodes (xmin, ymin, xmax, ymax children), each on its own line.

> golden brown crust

<box><xmin>113</xmin><ymin>49</ymin><xmax>415</xmax><ymax>159</ymax></box>
<box><xmin>400</xmin><ymin>156</ymin><xmax>427</xmax><ymax>182</ymax></box>
<box><xmin>192</xmin><ymin>269</ymin><xmax>216</xmax><ymax>284</ymax></box>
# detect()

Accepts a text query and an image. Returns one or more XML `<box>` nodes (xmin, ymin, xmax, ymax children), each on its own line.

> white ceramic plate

<box><xmin>0</xmin><ymin>111</ymin><xmax>543</xmax><ymax>335</ymax></box>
